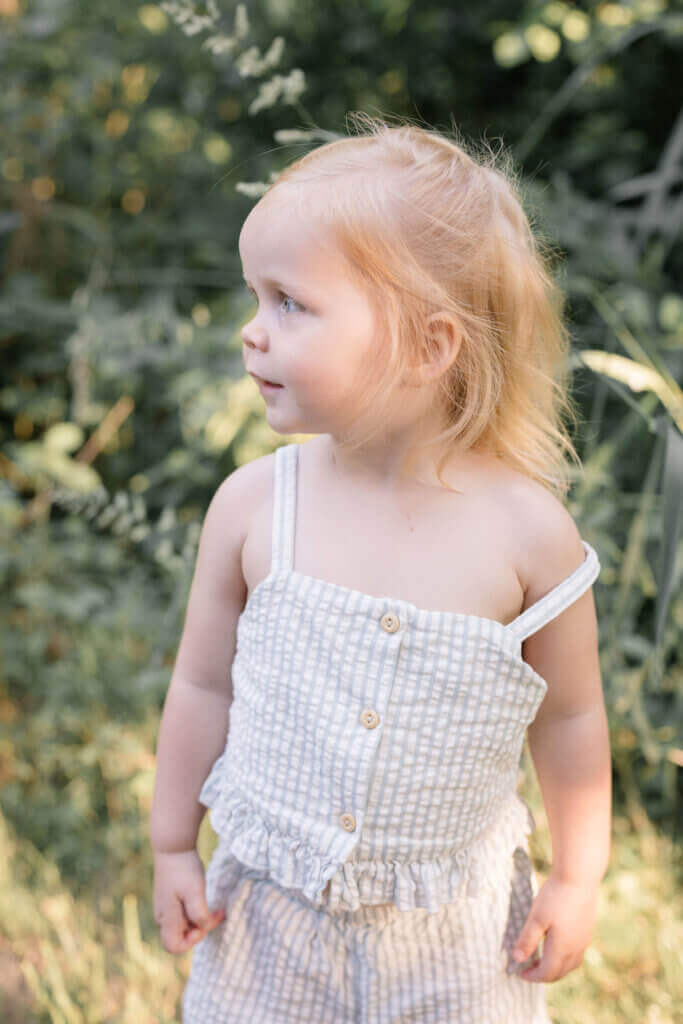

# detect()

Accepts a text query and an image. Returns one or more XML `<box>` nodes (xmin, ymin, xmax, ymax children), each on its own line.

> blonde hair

<box><xmin>261</xmin><ymin>112</ymin><xmax>584</xmax><ymax>499</ymax></box>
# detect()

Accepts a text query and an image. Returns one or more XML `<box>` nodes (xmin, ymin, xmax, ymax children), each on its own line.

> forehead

<box><xmin>238</xmin><ymin>188</ymin><xmax>346</xmax><ymax>281</ymax></box>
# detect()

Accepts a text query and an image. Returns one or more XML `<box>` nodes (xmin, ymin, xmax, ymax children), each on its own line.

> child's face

<box><xmin>238</xmin><ymin>189</ymin><xmax>382</xmax><ymax>437</ymax></box>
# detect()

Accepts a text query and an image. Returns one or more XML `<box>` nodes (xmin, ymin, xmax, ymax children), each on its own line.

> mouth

<box><xmin>250</xmin><ymin>373</ymin><xmax>283</xmax><ymax>390</ymax></box>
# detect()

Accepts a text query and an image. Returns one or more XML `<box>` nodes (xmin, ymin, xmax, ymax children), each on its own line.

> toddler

<box><xmin>150</xmin><ymin>114</ymin><xmax>611</xmax><ymax>1023</ymax></box>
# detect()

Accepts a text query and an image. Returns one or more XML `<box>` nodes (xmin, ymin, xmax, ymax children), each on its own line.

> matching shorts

<box><xmin>181</xmin><ymin>844</ymin><xmax>551</xmax><ymax>1024</ymax></box>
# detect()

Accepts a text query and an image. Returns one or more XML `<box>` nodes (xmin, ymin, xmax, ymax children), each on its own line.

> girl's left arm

<box><xmin>523</xmin><ymin>553</ymin><xmax>611</xmax><ymax>890</ymax></box>
<box><xmin>527</xmin><ymin>702</ymin><xmax>612</xmax><ymax>888</ymax></box>
<box><xmin>511</xmin><ymin>509</ymin><xmax>611</xmax><ymax>981</ymax></box>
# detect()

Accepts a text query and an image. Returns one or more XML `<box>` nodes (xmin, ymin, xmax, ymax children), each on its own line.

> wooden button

<box><xmin>360</xmin><ymin>709</ymin><xmax>380</xmax><ymax>729</ymax></box>
<box><xmin>380</xmin><ymin>612</ymin><xmax>400</xmax><ymax>633</ymax></box>
<box><xmin>339</xmin><ymin>812</ymin><xmax>356</xmax><ymax>832</ymax></box>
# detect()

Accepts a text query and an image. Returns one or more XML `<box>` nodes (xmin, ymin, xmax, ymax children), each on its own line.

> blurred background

<box><xmin>0</xmin><ymin>0</ymin><xmax>681</xmax><ymax>1020</ymax></box>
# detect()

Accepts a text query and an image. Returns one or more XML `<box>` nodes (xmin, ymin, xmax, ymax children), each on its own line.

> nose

<box><xmin>241</xmin><ymin>319</ymin><xmax>268</xmax><ymax>350</ymax></box>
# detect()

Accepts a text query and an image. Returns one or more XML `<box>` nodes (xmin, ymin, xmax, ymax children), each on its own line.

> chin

<box><xmin>266</xmin><ymin>402</ymin><xmax>311</xmax><ymax>428</ymax></box>
<box><xmin>265</xmin><ymin>409</ymin><xmax>304</xmax><ymax>434</ymax></box>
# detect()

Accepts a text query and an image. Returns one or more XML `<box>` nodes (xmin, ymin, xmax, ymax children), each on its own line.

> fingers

<box><xmin>178</xmin><ymin>900</ymin><xmax>227</xmax><ymax>953</ymax></box>
<box><xmin>517</xmin><ymin>929</ymin><xmax>584</xmax><ymax>983</ymax></box>
<box><xmin>183</xmin><ymin>891</ymin><xmax>222</xmax><ymax>935</ymax></box>
<box><xmin>512</xmin><ymin>914</ymin><xmax>546</xmax><ymax>969</ymax></box>
<box><xmin>156</xmin><ymin>896</ymin><xmax>193</xmax><ymax>954</ymax></box>
<box><xmin>183</xmin><ymin>893</ymin><xmax>226</xmax><ymax>944</ymax></box>
<box><xmin>157</xmin><ymin>896</ymin><xmax>226</xmax><ymax>954</ymax></box>
<box><xmin>152</xmin><ymin>849</ymin><xmax>229</xmax><ymax>955</ymax></box>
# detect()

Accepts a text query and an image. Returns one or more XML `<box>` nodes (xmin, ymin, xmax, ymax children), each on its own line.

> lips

<box><xmin>251</xmin><ymin>373</ymin><xmax>282</xmax><ymax>388</ymax></box>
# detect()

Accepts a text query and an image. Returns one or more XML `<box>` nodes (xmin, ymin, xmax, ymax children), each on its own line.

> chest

<box><xmin>241</xmin><ymin>463</ymin><xmax>527</xmax><ymax>628</ymax></box>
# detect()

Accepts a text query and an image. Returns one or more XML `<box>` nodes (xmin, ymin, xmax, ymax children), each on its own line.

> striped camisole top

<box><xmin>199</xmin><ymin>441</ymin><xmax>601</xmax><ymax>914</ymax></box>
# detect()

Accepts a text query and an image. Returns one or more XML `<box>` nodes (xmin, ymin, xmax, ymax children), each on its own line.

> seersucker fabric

<box><xmin>182</xmin><ymin>440</ymin><xmax>601</xmax><ymax>1023</ymax></box>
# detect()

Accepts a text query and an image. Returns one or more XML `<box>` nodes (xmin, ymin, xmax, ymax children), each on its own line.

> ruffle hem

<box><xmin>199</xmin><ymin>754</ymin><xmax>536</xmax><ymax>916</ymax></box>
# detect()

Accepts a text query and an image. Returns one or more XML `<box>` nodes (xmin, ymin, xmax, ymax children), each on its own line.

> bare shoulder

<box><xmin>211</xmin><ymin>449</ymin><xmax>276</xmax><ymax>537</ymax></box>
<box><xmin>189</xmin><ymin>451</ymin><xmax>276</xmax><ymax>590</ymax></box>
<box><xmin>509</xmin><ymin>476</ymin><xmax>603</xmax><ymax>725</ymax></box>
<box><xmin>506</xmin><ymin>473</ymin><xmax>587</xmax><ymax>612</ymax></box>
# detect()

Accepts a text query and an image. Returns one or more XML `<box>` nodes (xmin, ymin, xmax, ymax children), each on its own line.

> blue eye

<box><xmin>279</xmin><ymin>294</ymin><xmax>302</xmax><ymax>315</ymax></box>
<box><xmin>246</xmin><ymin>286</ymin><xmax>302</xmax><ymax>315</ymax></box>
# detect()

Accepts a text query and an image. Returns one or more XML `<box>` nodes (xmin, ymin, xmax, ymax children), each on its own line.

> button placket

<box><xmin>337</xmin><ymin>608</ymin><xmax>403</xmax><ymax>838</ymax></box>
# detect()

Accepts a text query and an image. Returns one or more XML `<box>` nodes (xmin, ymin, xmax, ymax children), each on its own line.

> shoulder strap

<box><xmin>271</xmin><ymin>442</ymin><xmax>298</xmax><ymax>573</ymax></box>
<box><xmin>507</xmin><ymin>539</ymin><xmax>601</xmax><ymax>643</ymax></box>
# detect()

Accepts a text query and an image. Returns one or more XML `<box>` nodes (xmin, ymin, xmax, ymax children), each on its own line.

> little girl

<box><xmin>150</xmin><ymin>115</ymin><xmax>611</xmax><ymax>1023</ymax></box>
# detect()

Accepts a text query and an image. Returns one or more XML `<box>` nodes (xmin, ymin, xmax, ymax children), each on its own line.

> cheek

<box><xmin>285</xmin><ymin>315</ymin><xmax>377</xmax><ymax>397</ymax></box>
<box><xmin>288</xmin><ymin>358</ymin><xmax>351</xmax><ymax>413</ymax></box>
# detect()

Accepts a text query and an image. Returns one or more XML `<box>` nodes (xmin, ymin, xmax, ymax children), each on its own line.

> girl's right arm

<box><xmin>149</xmin><ymin>459</ymin><xmax>259</xmax><ymax>951</ymax></box>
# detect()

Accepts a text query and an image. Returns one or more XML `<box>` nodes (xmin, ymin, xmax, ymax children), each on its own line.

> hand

<box><xmin>511</xmin><ymin>873</ymin><xmax>599</xmax><ymax>983</ymax></box>
<box><xmin>153</xmin><ymin>848</ymin><xmax>226</xmax><ymax>954</ymax></box>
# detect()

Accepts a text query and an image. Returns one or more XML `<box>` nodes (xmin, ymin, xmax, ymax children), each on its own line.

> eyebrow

<box><xmin>242</xmin><ymin>272</ymin><xmax>299</xmax><ymax>291</ymax></box>
<box><xmin>241</xmin><ymin>272</ymin><xmax>318</xmax><ymax>303</ymax></box>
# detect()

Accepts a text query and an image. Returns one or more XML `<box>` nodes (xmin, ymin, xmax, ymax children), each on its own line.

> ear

<box><xmin>403</xmin><ymin>312</ymin><xmax>462</xmax><ymax>387</ymax></box>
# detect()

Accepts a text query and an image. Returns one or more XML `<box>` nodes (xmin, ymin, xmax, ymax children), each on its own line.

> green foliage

<box><xmin>0</xmin><ymin>0</ymin><xmax>681</xmax><ymax>1019</ymax></box>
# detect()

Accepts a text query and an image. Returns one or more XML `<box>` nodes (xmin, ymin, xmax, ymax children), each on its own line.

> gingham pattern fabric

<box><xmin>184</xmin><ymin>440</ymin><xmax>600</xmax><ymax>1022</ymax></box>
<box><xmin>182</xmin><ymin>858</ymin><xmax>554</xmax><ymax>1023</ymax></box>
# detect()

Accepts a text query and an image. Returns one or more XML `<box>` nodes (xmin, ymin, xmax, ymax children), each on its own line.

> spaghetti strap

<box><xmin>270</xmin><ymin>442</ymin><xmax>298</xmax><ymax>573</ymax></box>
<box><xmin>507</xmin><ymin>539</ymin><xmax>601</xmax><ymax>643</ymax></box>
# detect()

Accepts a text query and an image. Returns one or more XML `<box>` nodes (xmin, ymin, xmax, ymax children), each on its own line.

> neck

<box><xmin>322</xmin><ymin>431</ymin><xmax>480</xmax><ymax>492</ymax></box>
